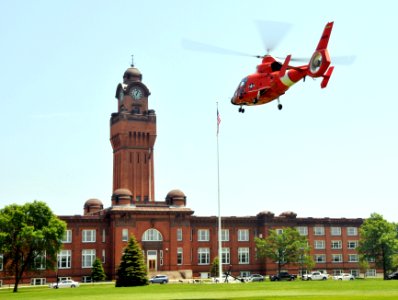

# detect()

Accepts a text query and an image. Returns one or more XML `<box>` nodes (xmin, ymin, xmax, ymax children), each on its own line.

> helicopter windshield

<box><xmin>239</xmin><ymin>77</ymin><xmax>248</xmax><ymax>88</ymax></box>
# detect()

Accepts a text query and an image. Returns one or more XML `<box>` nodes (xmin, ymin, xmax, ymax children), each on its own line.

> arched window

<box><xmin>142</xmin><ymin>229</ymin><xmax>163</xmax><ymax>241</ymax></box>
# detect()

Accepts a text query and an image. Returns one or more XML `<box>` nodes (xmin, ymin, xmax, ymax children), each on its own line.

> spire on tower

<box><xmin>131</xmin><ymin>55</ymin><xmax>134</xmax><ymax>67</ymax></box>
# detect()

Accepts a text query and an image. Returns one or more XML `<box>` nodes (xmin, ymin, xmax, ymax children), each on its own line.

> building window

<box><xmin>347</xmin><ymin>241</ymin><xmax>358</xmax><ymax>249</ymax></box>
<box><xmin>348</xmin><ymin>254</ymin><xmax>359</xmax><ymax>262</ymax></box>
<box><xmin>350</xmin><ymin>269</ymin><xmax>360</xmax><ymax>277</ymax></box>
<box><xmin>221</xmin><ymin>229</ymin><xmax>229</xmax><ymax>242</ymax></box>
<box><xmin>177</xmin><ymin>248</ymin><xmax>183</xmax><ymax>265</ymax></box>
<box><xmin>314</xmin><ymin>226</ymin><xmax>325</xmax><ymax>236</ymax></box>
<box><xmin>331</xmin><ymin>227</ymin><xmax>341</xmax><ymax>236</ymax></box>
<box><xmin>366</xmin><ymin>269</ymin><xmax>376</xmax><ymax>277</ymax></box>
<box><xmin>82</xmin><ymin>276</ymin><xmax>92</xmax><ymax>283</ymax></box>
<box><xmin>238</xmin><ymin>229</ymin><xmax>249</xmax><ymax>241</ymax></box>
<box><xmin>332</xmin><ymin>254</ymin><xmax>342</xmax><ymax>263</ymax></box>
<box><xmin>198</xmin><ymin>248</ymin><xmax>210</xmax><ymax>265</ymax></box>
<box><xmin>238</xmin><ymin>247</ymin><xmax>250</xmax><ymax>264</ymax></box>
<box><xmin>82</xmin><ymin>229</ymin><xmax>96</xmax><ymax>243</ymax></box>
<box><xmin>160</xmin><ymin>250</ymin><xmax>164</xmax><ymax>266</ymax></box>
<box><xmin>102</xmin><ymin>229</ymin><xmax>106</xmax><ymax>243</ymax></box>
<box><xmin>62</xmin><ymin>230</ymin><xmax>72</xmax><ymax>243</ymax></box>
<box><xmin>177</xmin><ymin>228</ymin><xmax>183</xmax><ymax>241</ymax></box>
<box><xmin>276</xmin><ymin>229</ymin><xmax>284</xmax><ymax>235</ymax></box>
<box><xmin>102</xmin><ymin>249</ymin><xmax>106</xmax><ymax>264</ymax></box>
<box><xmin>331</xmin><ymin>240</ymin><xmax>342</xmax><ymax>249</ymax></box>
<box><xmin>82</xmin><ymin>249</ymin><xmax>96</xmax><ymax>268</ymax></box>
<box><xmin>31</xmin><ymin>278</ymin><xmax>46</xmax><ymax>286</ymax></box>
<box><xmin>0</xmin><ymin>254</ymin><xmax>3</xmax><ymax>271</ymax></box>
<box><xmin>122</xmin><ymin>228</ymin><xmax>128</xmax><ymax>242</ymax></box>
<box><xmin>198</xmin><ymin>229</ymin><xmax>210</xmax><ymax>242</ymax></box>
<box><xmin>333</xmin><ymin>269</ymin><xmax>343</xmax><ymax>276</ymax></box>
<box><xmin>221</xmin><ymin>247</ymin><xmax>230</xmax><ymax>264</ymax></box>
<box><xmin>314</xmin><ymin>254</ymin><xmax>326</xmax><ymax>263</ymax></box>
<box><xmin>296</xmin><ymin>226</ymin><xmax>308</xmax><ymax>236</ymax></box>
<box><xmin>58</xmin><ymin>250</ymin><xmax>71</xmax><ymax>269</ymax></box>
<box><xmin>33</xmin><ymin>251</ymin><xmax>46</xmax><ymax>270</ymax></box>
<box><xmin>314</xmin><ymin>240</ymin><xmax>325</xmax><ymax>249</ymax></box>
<box><xmin>347</xmin><ymin>227</ymin><xmax>358</xmax><ymax>236</ymax></box>
<box><xmin>142</xmin><ymin>229</ymin><xmax>163</xmax><ymax>241</ymax></box>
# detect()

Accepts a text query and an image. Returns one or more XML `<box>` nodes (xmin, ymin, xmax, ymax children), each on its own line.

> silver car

<box><xmin>149</xmin><ymin>275</ymin><xmax>169</xmax><ymax>284</ymax></box>
<box><xmin>51</xmin><ymin>279</ymin><xmax>80</xmax><ymax>288</ymax></box>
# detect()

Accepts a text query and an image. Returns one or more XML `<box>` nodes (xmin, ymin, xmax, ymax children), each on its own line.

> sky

<box><xmin>0</xmin><ymin>0</ymin><xmax>397</xmax><ymax>222</ymax></box>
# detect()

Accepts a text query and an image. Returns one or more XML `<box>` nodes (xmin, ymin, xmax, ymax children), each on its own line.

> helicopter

<box><xmin>232</xmin><ymin>21</ymin><xmax>334</xmax><ymax>112</ymax></box>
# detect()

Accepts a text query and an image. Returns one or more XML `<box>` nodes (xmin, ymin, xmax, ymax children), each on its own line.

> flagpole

<box><xmin>216</xmin><ymin>102</ymin><xmax>222</xmax><ymax>282</ymax></box>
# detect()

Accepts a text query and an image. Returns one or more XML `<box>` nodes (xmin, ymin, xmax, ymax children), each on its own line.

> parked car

<box><xmin>302</xmin><ymin>271</ymin><xmax>328</xmax><ymax>281</ymax></box>
<box><xmin>149</xmin><ymin>274</ymin><xmax>169</xmax><ymax>284</ymax></box>
<box><xmin>387</xmin><ymin>272</ymin><xmax>398</xmax><ymax>280</ymax></box>
<box><xmin>50</xmin><ymin>279</ymin><xmax>79</xmax><ymax>288</ymax></box>
<box><xmin>248</xmin><ymin>274</ymin><xmax>265</xmax><ymax>282</ymax></box>
<box><xmin>270</xmin><ymin>272</ymin><xmax>297</xmax><ymax>281</ymax></box>
<box><xmin>332</xmin><ymin>273</ymin><xmax>355</xmax><ymax>280</ymax></box>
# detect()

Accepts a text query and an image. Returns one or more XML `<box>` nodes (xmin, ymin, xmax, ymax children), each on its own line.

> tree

<box><xmin>91</xmin><ymin>257</ymin><xmax>106</xmax><ymax>282</ymax></box>
<box><xmin>210</xmin><ymin>256</ymin><xmax>220</xmax><ymax>278</ymax></box>
<box><xmin>255</xmin><ymin>228</ymin><xmax>310</xmax><ymax>274</ymax></box>
<box><xmin>358</xmin><ymin>213</ymin><xmax>398</xmax><ymax>279</ymax></box>
<box><xmin>0</xmin><ymin>201</ymin><xmax>66</xmax><ymax>292</ymax></box>
<box><xmin>115</xmin><ymin>235</ymin><xmax>148</xmax><ymax>287</ymax></box>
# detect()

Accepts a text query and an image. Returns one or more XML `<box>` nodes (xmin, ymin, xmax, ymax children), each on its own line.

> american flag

<box><xmin>217</xmin><ymin>108</ymin><xmax>221</xmax><ymax>135</ymax></box>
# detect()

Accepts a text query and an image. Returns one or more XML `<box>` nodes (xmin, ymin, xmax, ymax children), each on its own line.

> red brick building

<box><xmin>0</xmin><ymin>65</ymin><xmax>378</xmax><ymax>286</ymax></box>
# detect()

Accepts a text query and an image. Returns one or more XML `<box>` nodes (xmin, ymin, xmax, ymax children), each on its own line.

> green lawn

<box><xmin>1</xmin><ymin>280</ymin><xmax>397</xmax><ymax>300</ymax></box>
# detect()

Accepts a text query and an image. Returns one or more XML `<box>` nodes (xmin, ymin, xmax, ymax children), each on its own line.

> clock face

<box><xmin>130</xmin><ymin>87</ymin><xmax>143</xmax><ymax>100</ymax></box>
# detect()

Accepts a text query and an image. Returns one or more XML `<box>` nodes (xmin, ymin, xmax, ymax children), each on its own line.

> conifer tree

<box><xmin>115</xmin><ymin>235</ymin><xmax>148</xmax><ymax>287</ymax></box>
<box><xmin>91</xmin><ymin>257</ymin><xmax>106</xmax><ymax>282</ymax></box>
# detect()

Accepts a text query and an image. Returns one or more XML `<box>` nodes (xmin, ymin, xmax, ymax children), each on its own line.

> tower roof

<box><xmin>123</xmin><ymin>67</ymin><xmax>142</xmax><ymax>83</ymax></box>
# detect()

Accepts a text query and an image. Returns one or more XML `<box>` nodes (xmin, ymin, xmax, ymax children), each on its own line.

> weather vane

<box><xmin>131</xmin><ymin>55</ymin><xmax>134</xmax><ymax>67</ymax></box>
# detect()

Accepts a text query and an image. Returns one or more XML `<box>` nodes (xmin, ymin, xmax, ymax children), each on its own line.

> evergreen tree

<box><xmin>91</xmin><ymin>257</ymin><xmax>106</xmax><ymax>282</ymax></box>
<box><xmin>210</xmin><ymin>256</ymin><xmax>220</xmax><ymax>277</ymax></box>
<box><xmin>115</xmin><ymin>235</ymin><xmax>148</xmax><ymax>287</ymax></box>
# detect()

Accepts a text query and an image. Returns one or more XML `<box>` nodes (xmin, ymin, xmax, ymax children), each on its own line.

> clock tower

<box><xmin>110</xmin><ymin>64</ymin><xmax>156</xmax><ymax>204</ymax></box>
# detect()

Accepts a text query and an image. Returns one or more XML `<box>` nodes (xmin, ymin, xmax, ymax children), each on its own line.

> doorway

<box><xmin>147</xmin><ymin>250</ymin><xmax>157</xmax><ymax>272</ymax></box>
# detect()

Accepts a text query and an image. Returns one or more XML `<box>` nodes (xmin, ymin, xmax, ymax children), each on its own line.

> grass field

<box><xmin>1</xmin><ymin>279</ymin><xmax>397</xmax><ymax>300</ymax></box>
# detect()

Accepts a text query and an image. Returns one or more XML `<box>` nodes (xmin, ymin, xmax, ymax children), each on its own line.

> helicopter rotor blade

<box><xmin>255</xmin><ymin>20</ymin><xmax>292</xmax><ymax>54</ymax></box>
<box><xmin>285</xmin><ymin>55</ymin><xmax>356</xmax><ymax>65</ymax></box>
<box><xmin>181</xmin><ymin>38</ymin><xmax>258</xmax><ymax>58</ymax></box>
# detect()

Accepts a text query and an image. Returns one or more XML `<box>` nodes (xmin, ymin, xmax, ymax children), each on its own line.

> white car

<box><xmin>332</xmin><ymin>273</ymin><xmax>355</xmax><ymax>280</ymax></box>
<box><xmin>50</xmin><ymin>279</ymin><xmax>80</xmax><ymax>288</ymax></box>
<box><xmin>302</xmin><ymin>271</ymin><xmax>328</xmax><ymax>281</ymax></box>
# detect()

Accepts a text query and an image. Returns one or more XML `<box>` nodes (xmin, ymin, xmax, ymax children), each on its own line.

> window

<box><xmin>350</xmin><ymin>269</ymin><xmax>359</xmax><ymax>277</ymax></box>
<box><xmin>238</xmin><ymin>248</ymin><xmax>250</xmax><ymax>264</ymax></box>
<box><xmin>347</xmin><ymin>241</ymin><xmax>358</xmax><ymax>249</ymax></box>
<box><xmin>31</xmin><ymin>278</ymin><xmax>46</xmax><ymax>286</ymax></box>
<box><xmin>348</xmin><ymin>254</ymin><xmax>358</xmax><ymax>262</ymax></box>
<box><xmin>276</xmin><ymin>229</ymin><xmax>284</xmax><ymax>235</ymax></box>
<box><xmin>198</xmin><ymin>229</ymin><xmax>210</xmax><ymax>241</ymax></box>
<box><xmin>347</xmin><ymin>227</ymin><xmax>358</xmax><ymax>236</ymax></box>
<box><xmin>177</xmin><ymin>248</ymin><xmax>183</xmax><ymax>265</ymax></box>
<box><xmin>221</xmin><ymin>229</ymin><xmax>229</xmax><ymax>241</ymax></box>
<box><xmin>58</xmin><ymin>250</ymin><xmax>71</xmax><ymax>269</ymax></box>
<box><xmin>238</xmin><ymin>229</ymin><xmax>249</xmax><ymax>241</ymax></box>
<box><xmin>142</xmin><ymin>229</ymin><xmax>163</xmax><ymax>241</ymax></box>
<box><xmin>102</xmin><ymin>229</ymin><xmax>106</xmax><ymax>243</ymax></box>
<box><xmin>331</xmin><ymin>240</ymin><xmax>342</xmax><ymax>249</ymax></box>
<box><xmin>82</xmin><ymin>229</ymin><xmax>96</xmax><ymax>243</ymax></box>
<box><xmin>33</xmin><ymin>251</ymin><xmax>46</xmax><ymax>270</ymax></box>
<box><xmin>333</xmin><ymin>269</ymin><xmax>343</xmax><ymax>276</ymax></box>
<box><xmin>314</xmin><ymin>240</ymin><xmax>325</xmax><ymax>249</ymax></box>
<box><xmin>198</xmin><ymin>248</ymin><xmax>210</xmax><ymax>265</ymax></box>
<box><xmin>331</xmin><ymin>227</ymin><xmax>341</xmax><ymax>236</ymax></box>
<box><xmin>314</xmin><ymin>254</ymin><xmax>326</xmax><ymax>263</ymax></box>
<box><xmin>296</xmin><ymin>226</ymin><xmax>308</xmax><ymax>236</ymax></box>
<box><xmin>102</xmin><ymin>249</ymin><xmax>106</xmax><ymax>263</ymax></box>
<box><xmin>122</xmin><ymin>228</ymin><xmax>128</xmax><ymax>242</ymax></box>
<box><xmin>82</xmin><ymin>276</ymin><xmax>92</xmax><ymax>283</ymax></box>
<box><xmin>221</xmin><ymin>247</ymin><xmax>230</xmax><ymax>264</ymax></box>
<box><xmin>313</xmin><ymin>226</ymin><xmax>325</xmax><ymax>236</ymax></box>
<box><xmin>82</xmin><ymin>249</ymin><xmax>96</xmax><ymax>268</ymax></box>
<box><xmin>177</xmin><ymin>228</ymin><xmax>183</xmax><ymax>241</ymax></box>
<box><xmin>62</xmin><ymin>230</ymin><xmax>72</xmax><ymax>243</ymax></box>
<box><xmin>0</xmin><ymin>254</ymin><xmax>3</xmax><ymax>271</ymax></box>
<box><xmin>332</xmin><ymin>254</ymin><xmax>342</xmax><ymax>263</ymax></box>
<box><xmin>366</xmin><ymin>269</ymin><xmax>376</xmax><ymax>277</ymax></box>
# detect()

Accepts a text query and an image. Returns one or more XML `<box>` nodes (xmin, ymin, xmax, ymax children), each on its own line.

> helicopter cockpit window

<box><xmin>239</xmin><ymin>77</ymin><xmax>248</xmax><ymax>88</ymax></box>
